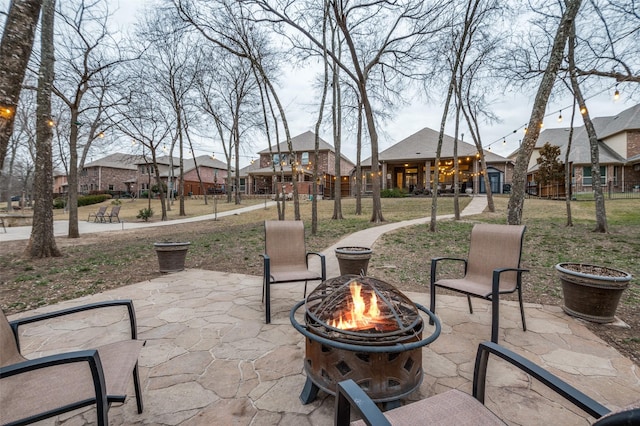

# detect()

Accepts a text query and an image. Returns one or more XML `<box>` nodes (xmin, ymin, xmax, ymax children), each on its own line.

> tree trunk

<box><xmin>564</xmin><ymin>100</ymin><xmax>576</xmax><ymax>227</ymax></box>
<box><xmin>355</xmin><ymin>99</ymin><xmax>363</xmax><ymax>215</ymax></box>
<box><xmin>67</xmin><ymin>109</ymin><xmax>80</xmax><ymax>238</ymax></box>
<box><xmin>0</xmin><ymin>0</ymin><xmax>42</xmax><ymax>171</ymax></box>
<box><xmin>331</xmin><ymin>55</ymin><xmax>343</xmax><ymax>220</ymax></box>
<box><xmin>507</xmin><ymin>0</ymin><xmax>583</xmax><ymax>225</ymax></box>
<box><xmin>26</xmin><ymin>0</ymin><xmax>61</xmax><ymax>258</ymax></box>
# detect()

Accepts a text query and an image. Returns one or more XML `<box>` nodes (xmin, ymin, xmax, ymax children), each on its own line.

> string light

<box><xmin>0</xmin><ymin>105</ymin><xmax>15</xmax><ymax>119</ymax></box>
<box><xmin>580</xmin><ymin>106</ymin><xmax>587</xmax><ymax>115</ymax></box>
<box><xmin>483</xmin><ymin>81</ymin><xmax>620</xmax><ymax>152</ymax></box>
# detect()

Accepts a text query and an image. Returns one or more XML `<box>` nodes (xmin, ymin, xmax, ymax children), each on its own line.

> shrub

<box><xmin>381</xmin><ymin>188</ymin><xmax>406</xmax><ymax>198</ymax></box>
<box><xmin>136</xmin><ymin>207</ymin><xmax>154</xmax><ymax>222</ymax></box>
<box><xmin>77</xmin><ymin>194</ymin><xmax>111</xmax><ymax>207</ymax></box>
<box><xmin>52</xmin><ymin>194</ymin><xmax>112</xmax><ymax>209</ymax></box>
<box><xmin>111</xmin><ymin>199</ymin><xmax>122</xmax><ymax>205</ymax></box>
<box><xmin>53</xmin><ymin>198</ymin><xmax>66</xmax><ymax>209</ymax></box>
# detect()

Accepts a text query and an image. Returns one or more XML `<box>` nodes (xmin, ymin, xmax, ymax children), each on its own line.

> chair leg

<box><xmin>491</xmin><ymin>296</ymin><xmax>500</xmax><ymax>343</ymax></box>
<box><xmin>467</xmin><ymin>295</ymin><xmax>473</xmax><ymax>314</ymax></box>
<box><xmin>429</xmin><ymin>285</ymin><xmax>436</xmax><ymax>325</ymax></box>
<box><xmin>265</xmin><ymin>280</ymin><xmax>271</xmax><ymax>324</ymax></box>
<box><xmin>518</xmin><ymin>286</ymin><xmax>527</xmax><ymax>332</ymax></box>
<box><xmin>133</xmin><ymin>362</ymin><xmax>144</xmax><ymax>414</ymax></box>
<box><xmin>303</xmin><ymin>280</ymin><xmax>308</xmax><ymax>299</ymax></box>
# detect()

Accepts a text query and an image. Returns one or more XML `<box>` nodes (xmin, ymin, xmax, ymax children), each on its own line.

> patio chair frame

<box><xmin>1</xmin><ymin>300</ymin><xmax>144</xmax><ymax>426</ymax></box>
<box><xmin>87</xmin><ymin>206</ymin><xmax>107</xmax><ymax>222</ymax></box>
<box><xmin>429</xmin><ymin>224</ymin><xmax>528</xmax><ymax>343</ymax></box>
<box><xmin>260</xmin><ymin>220</ymin><xmax>326</xmax><ymax>324</ymax></box>
<box><xmin>335</xmin><ymin>341</ymin><xmax>637</xmax><ymax>426</ymax></box>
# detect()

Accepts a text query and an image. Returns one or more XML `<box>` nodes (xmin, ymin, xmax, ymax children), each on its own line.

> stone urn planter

<box><xmin>335</xmin><ymin>247</ymin><xmax>373</xmax><ymax>276</ymax></box>
<box><xmin>154</xmin><ymin>242</ymin><xmax>191</xmax><ymax>273</ymax></box>
<box><xmin>555</xmin><ymin>262</ymin><xmax>632</xmax><ymax>323</ymax></box>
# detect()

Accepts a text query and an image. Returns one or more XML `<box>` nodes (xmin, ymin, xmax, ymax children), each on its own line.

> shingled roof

<box><xmin>361</xmin><ymin>127</ymin><xmax>509</xmax><ymax>165</ymax></box>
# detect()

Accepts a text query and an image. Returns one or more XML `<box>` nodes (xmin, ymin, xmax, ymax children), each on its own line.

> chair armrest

<box><xmin>430</xmin><ymin>257</ymin><xmax>467</xmax><ymax>284</ymax></box>
<box><xmin>10</xmin><ymin>300</ymin><xmax>138</xmax><ymax>352</ymax></box>
<box><xmin>306</xmin><ymin>252</ymin><xmax>326</xmax><ymax>281</ymax></box>
<box><xmin>335</xmin><ymin>379</ymin><xmax>391</xmax><ymax>426</ymax></box>
<box><xmin>0</xmin><ymin>349</ymin><xmax>109</xmax><ymax>425</ymax></box>
<box><xmin>490</xmin><ymin>267</ymin><xmax>529</xmax><ymax>291</ymax></box>
<box><xmin>473</xmin><ymin>341</ymin><xmax>610</xmax><ymax>419</ymax></box>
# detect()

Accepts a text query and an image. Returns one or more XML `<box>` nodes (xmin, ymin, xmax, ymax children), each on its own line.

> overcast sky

<box><xmin>111</xmin><ymin>1</ymin><xmax>638</xmax><ymax>166</ymax></box>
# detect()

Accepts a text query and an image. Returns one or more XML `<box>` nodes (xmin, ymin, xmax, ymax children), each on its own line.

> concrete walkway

<box><xmin>6</xmin><ymin>196</ymin><xmax>640</xmax><ymax>425</ymax></box>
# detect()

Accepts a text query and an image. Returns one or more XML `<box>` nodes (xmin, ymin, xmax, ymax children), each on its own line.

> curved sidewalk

<box><xmin>321</xmin><ymin>195</ymin><xmax>487</xmax><ymax>277</ymax></box>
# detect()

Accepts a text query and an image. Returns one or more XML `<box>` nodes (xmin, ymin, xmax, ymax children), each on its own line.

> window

<box><xmin>301</xmin><ymin>152</ymin><xmax>309</xmax><ymax>165</ymax></box>
<box><xmin>613</xmin><ymin>166</ymin><xmax>619</xmax><ymax>185</ymax></box>
<box><xmin>273</xmin><ymin>153</ymin><xmax>288</xmax><ymax>165</ymax></box>
<box><xmin>582</xmin><ymin>166</ymin><xmax>606</xmax><ymax>186</ymax></box>
<box><xmin>108</xmin><ymin>184</ymin><xmax>114</xmax><ymax>191</ymax></box>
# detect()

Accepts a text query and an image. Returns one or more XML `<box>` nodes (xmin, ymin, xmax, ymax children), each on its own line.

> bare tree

<box><xmin>252</xmin><ymin>0</ymin><xmax>449</xmax><ymax>223</ymax></box>
<box><xmin>507</xmin><ymin>0</ymin><xmax>583</xmax><ymax>225</ymax></box>
<box><xmin>52</xmin><ymin>0</ymin><xmax>132</xmax><ymax>237</ymax></box>
<box><xmin>567</xmin><ymin>18</ymin><xmax>607</xmax><ymax>232</ymax></box>
<box><xmin>26</xmin><ymin>0</ymin><xmax>61</xmax><ymax>258</ymax></box>
<box><xmin>0</xmin><ymin>0</ymin><xmax>42</xmax><ymax>171</ymax></box>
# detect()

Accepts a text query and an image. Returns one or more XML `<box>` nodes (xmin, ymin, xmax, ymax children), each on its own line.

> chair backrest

<box><xmin>264</xmin><ymin>220</ymin><xmax>308</xmax><ymax>272</ymax></box>
<box><xmin>465</xmin><ymin>224</ymin><xmax>526</xmax><ymax>291</ymax></box>
<box><xmin>0</xmin><ymin>310</ymin><xmax>26</xmax><ymax>367</ymax></box>
<box><xmin>97</xmin><ymin>206</ymin><xmax>107</xmax><ymax>215</ymax></box>
<box><xmin>109</xmin><ymin>206</ymin><xmax>120</xmax><ymax>217</ymax></box>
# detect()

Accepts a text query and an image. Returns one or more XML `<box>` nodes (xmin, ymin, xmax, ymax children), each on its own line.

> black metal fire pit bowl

<box><xmin>289</xmin><ymin>275</ymin><xmax>441</xmax><ymax>407</ymax></box>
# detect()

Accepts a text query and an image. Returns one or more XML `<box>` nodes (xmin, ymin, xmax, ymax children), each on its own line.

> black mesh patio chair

<box><xmin>335</xmin><ymin>341</ymin><xmax>640</xmax><ymax>426</ymax></box>
<box><xmin>1</xmin><ymin>300</ymin><xmax>145</xmax><ymax>426</ymax></box>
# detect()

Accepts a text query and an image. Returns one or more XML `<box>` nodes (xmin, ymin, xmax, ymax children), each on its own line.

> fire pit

<box><xmin>290</xmin><ymin>275</ymin><xmax>441</xmax><ymax>406</ymax></box>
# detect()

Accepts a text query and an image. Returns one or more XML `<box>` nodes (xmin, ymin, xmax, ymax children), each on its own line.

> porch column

<box><xmin>424</xmin><ymin>160</ymin><xmax>431</xmax><ymax>190</ymax></box>
<box><xmin>382</xmin><ymin>162</ymin><xmax>388</xmax><ymax>190</ymax></box>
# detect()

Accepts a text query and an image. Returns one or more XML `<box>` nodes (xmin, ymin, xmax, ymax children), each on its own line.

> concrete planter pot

<box><xmin>555</xmin><ymin>262</ymin><xmax>632</xmax><ymax>323</ymax></box>
<box><xmin>154</xmin><ymin>242</ymin><xmax>191</xmax><ymax>273</ymax></box>
<box><xmin>335</xmin><ymin>247</ymin><xmax>373</xmax><ymax>276</ymax></box>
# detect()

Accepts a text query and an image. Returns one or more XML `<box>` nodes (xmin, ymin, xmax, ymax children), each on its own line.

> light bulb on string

<box><xmin>580</xmin><ymin>106</ymin><xmax>587</xmax><ymax>115</ymax></box>
<box><xmin>558</xmin><ymin>111</ymin><xmax>563</xmax><ymax>122</ymax></box>
<box><xmin>502</xmin><ymin>139</ymin><xmax>506</xmax><ymax>145</ymax></box>
<box><xmin>614</xmin><ymin>86</ymin><xmax>620</xmax><ymax>101</ymax></box>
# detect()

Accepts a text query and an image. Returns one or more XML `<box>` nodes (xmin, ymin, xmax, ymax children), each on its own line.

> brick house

<box><xmin>133</xmin><ymin>155</ymin><xmax>231</xmax><ymax>197</ymax></box>
<box><xmin>359</xmin><ymin>127</ymin><xmax>513</xmax><ymax>195</ymax></box>
<box><xmin>246</xmin><ymin>131</ymin><xmax>355</xmax><ymax>198</ymax></box>
<box><xmin>525</xmin><ymin>103</ymin><xmax>640</xmax><ymax>196</ymax></box>
<box><xmin>79</xmin><ymin>153</ymin><xmax>142</xmax><ymax>194</ymax></box>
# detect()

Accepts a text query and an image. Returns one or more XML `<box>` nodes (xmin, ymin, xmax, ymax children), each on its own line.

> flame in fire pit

<box><xmin>330</xmin><ymin>281</ymin><xmax>382</xmax><ymax>330</ymax></box>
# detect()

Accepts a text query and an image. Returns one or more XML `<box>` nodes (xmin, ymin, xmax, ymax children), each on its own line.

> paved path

<box><xmin>0</xmin><ymin>201</ymin><xmax>278</xmax><ymax>242</ymax></box>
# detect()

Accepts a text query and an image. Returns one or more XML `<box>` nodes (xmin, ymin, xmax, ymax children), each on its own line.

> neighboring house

<box><xmin>53</xmin><ymin>170</ymin><xmax>68</xmax><ymax>195</ymax></box>
<box><xmin>247</xmin><ymin>131</ymin><xmax>356</xmax><ymax>198</ymax></box>
<box><xmin>79</xmin><ymin>153</ymin><xmax>142</xmax><ymax>194</ymax></box>
<box><xmin>523</xmin><ymin>103</ymin><xmax>640</xmax><ymax>196</ymax></box>
<box><xmin>360</xmin><ymin>127</ymin><xmax>513</xmax><ymax>195</ymax></box>
<box><xmin>133</xmin><ymin>155</ymin><xmax>231</xmax><ymax>197</ymax></box>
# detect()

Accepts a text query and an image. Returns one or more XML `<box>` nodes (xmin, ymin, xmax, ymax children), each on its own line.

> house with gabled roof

<box><xmin>79</xmin><ymin>153</ymin><xmax>231</xmax><ymax>197</ymax></box>
<box><xmin>360</xmin><ymin>127</ymin><xmax>513</xmax><ymax>194</ymax></box>
<box><xmin>79</xmin><ymin>153</ymin><xmax>143</xmax><ymax>194</ymax></box>
<box><xmin>133</xmin><ymin>155</ymin><xmax>231</xmax><ymax>197</ymax></box>
<box><xmin>524</xmin><ymin>103</ymin><xmax>640</xmax><ymax>195</ymax></box>
<box><xmin>247</xmin><ymin>131</ymin><xmax>355</xmax><ymax>198</ymax></box>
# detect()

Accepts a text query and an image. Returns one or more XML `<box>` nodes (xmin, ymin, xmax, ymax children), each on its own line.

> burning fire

<box><xmin>330</xmin><ymin>281</ymin><xmax>382</xmax><ymax>330</ymax></box>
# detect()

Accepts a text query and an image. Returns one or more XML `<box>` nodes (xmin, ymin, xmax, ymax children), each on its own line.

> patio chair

<box><xmin>0</xmin><ymin>300</ymin><xmax>145</xmax><ymax>426</ymax></box>
<box><xmin>261</xmin><ymin>220</ymin><xmax>326</xmax><ymax>324</ymax></box>
<box><xmin>430</xmin><ymin>224</ymin><xmax>528</xmax><ymax>343</ymax></box>
<box><xmin>88</xmin><ymin>205</ymin><xmax>107</xmax><ymax>222</ymax></box>
<box><xmin>105</xmin><ymin>205</ymin><xmax>121</xmax><ymax>223</ymax></box>
<box><xmin>335</xmin><ymin>341</ymin><xmax>640</xmax><ymax>426</ymax></box>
